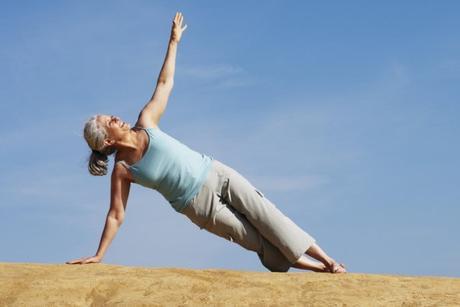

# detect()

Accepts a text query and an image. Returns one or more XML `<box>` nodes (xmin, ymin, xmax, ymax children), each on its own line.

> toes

<box><xmin>329</xmin><ymin>262</ymin><xmax>347</xmax><ymax>273</ymax></box>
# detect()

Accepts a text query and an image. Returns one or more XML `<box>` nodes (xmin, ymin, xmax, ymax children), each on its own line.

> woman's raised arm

<box><xmin>136</xmin><ymin>12</ymin><xmax>188</xmax><ymax>128</ymax></box>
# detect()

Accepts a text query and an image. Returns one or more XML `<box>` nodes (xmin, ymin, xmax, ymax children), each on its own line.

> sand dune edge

<box><xmin>1</xmin><ymin>262</ymin><xmax>459</xmax><ymax>306</ymax></box>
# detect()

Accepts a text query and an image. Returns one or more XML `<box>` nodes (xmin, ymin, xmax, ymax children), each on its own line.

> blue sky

<box><xmin>1</xmin><ymin>1</ymin><xmax>459</xmax><ymax>277</ymax></box>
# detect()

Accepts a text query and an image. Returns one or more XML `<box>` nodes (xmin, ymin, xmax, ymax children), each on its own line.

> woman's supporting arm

<box><xmin>94</xmin><ymin>212</ymin><xmax>124</xmax><ymax>259</ymax></box>
<box><xmin>137</xmin><ymin>12</ymin><xmax>188</xmax><ymax>128</ymax></box>
<box><xmin>94</xmin><ymin>163</ymin><xmax>131</xmax><ymax>259</ymax></box>
<box><xmin>66</xmin><ymin>163</ymin><xmax>130</xmax><ymax>264</ymax></box>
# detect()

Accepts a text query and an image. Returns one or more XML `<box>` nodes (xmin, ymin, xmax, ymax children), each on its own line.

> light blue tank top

<box><xmin>127</xmin><ymin>126</ymin><xmax>213</xmax><ymax>212</ymax></box>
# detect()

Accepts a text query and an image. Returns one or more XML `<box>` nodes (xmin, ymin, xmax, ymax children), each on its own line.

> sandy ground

<box><xmin>1</xmin><ymin>262</ymin><xmax>459</xmax><ymax>306</ymax></box>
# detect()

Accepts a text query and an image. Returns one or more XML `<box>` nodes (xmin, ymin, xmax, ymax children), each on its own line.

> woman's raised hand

<box><xmin>170</xmin><ymin>12</ymin><xmax>187</xmax><ymax>43</ymax></box>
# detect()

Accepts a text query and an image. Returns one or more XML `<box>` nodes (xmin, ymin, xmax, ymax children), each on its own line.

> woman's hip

<box><xmin>181</xmin><ymin>160</ymin><xmax>230</xmax><ymax>229</ymax></box>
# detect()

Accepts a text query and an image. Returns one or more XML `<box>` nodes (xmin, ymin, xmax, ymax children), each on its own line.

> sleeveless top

<box><xmin>123</xmin><ymin>126</ymin><xmax>213</xmax><ymax>212</ymax></box>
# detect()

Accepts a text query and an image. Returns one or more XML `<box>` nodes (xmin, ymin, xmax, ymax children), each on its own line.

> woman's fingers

<box><xmin>178</xmin><ymin>13</ymin><xmax>186</xmax><ymax>32</ymax></box>
<box><xmin>170</xmin><ymin>12</ymin><xmax>186</xmax><ymax>42</ymax></box>
<box><xmin>174</xmin><ymin>12</ymin><xmax>181</xmax><ymax>24</ymax></box>
<box><xmin>66</xmin><ymin>255</ymin><xmax>100</xmax><ymax>265</ymax></box>
<box><xmin>174</xmin><ymin>12</ymin><xmax>184</xmax><ymax>26</ymax></box>
<box><xmin>66</xmin><ymin>257</ymin><xmax>86</xmax><ymax>264</ymax></box>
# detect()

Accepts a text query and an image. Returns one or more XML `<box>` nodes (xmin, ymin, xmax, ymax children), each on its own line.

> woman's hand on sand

<box><xmin>170</xmin><ymin>12</ymin><xmax>187</xmax><ymax>43</ymax></box>
<box><xmin>66</xmin><ymin>255</ymin><xmax>102</xmax><ymax>265</ymax></box>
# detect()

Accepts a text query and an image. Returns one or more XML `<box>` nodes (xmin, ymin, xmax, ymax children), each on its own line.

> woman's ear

<box><xmin>104</xmin><ymin>138</ymin><xmax>115</xmax><ymax>147</ymax></box>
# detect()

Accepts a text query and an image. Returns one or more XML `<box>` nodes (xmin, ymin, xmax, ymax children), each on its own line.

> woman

<box><xmin>66</xmin><ymin>12</ymin><xmax>346</xmax><ymax>273</ymax></box>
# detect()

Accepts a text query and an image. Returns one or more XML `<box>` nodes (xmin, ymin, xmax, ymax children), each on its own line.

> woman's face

<box><xmin>96</xmin><ymin>114</ymin><xmax>131</xmax><ymax>144</ymax></box>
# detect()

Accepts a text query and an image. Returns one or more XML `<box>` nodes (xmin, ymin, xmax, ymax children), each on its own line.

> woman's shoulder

<box><xmin>114</xmin><ymin>151</ymin><xmax>129</xmax><ymax>164</ymax></box>
<box><xmin>131</xmin><ymin>125</ymin><xmax>161</xmax><ymax>144</ymax></box>
<box><xmin>132</xmin><ymin>118</ymin><xmax>160</xmax><ymax>131</ymax></box>
<box><xmin>113</xmin><ymin>124</ymin><xmax>158</xmax><ymax>168</ymax></box>
<box><xmin>111</xmin><ymin>158</ymin><xmax>133</xmax><ymax>181</ymax></box>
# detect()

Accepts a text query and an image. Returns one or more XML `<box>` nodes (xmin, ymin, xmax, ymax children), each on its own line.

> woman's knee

<box><xmin>257</xmin><ymin>241</ymin><xmax>292</xmax><ymax>272</ymax></box>
<box><xmin>258</xmin><ymin>252</ymin><xmax>291</xmax><ymax>272</ymax></box>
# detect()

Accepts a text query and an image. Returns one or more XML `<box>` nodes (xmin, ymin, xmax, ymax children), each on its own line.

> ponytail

<box><xmin>88</xmin><ymin>150</ymin><xmax>109</xmax><ymax>176</ymax></box>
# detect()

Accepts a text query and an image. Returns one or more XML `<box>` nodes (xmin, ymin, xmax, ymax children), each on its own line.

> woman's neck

<box><xmin>114</xmin><ymin>128</ymin><xmax>146</xmax><ymax>153</ymax></box>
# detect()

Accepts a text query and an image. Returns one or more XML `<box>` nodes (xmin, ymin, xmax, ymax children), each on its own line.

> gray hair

<box><xmin>83</xmin><ymin>115</ymin><xmax>116</xmax><ymax>176</ymax></box>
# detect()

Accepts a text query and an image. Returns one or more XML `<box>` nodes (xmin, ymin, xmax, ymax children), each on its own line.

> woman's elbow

<box><xmin>157</xmin><ymin>78</ymin><xmax>174</xmax><ymax>89</ymax></box>
<box><xmin>116</xmin><ymin>215</ymin><xmax>125</xmax><ymax>225</ymax></box>
<box><xmin>108</xmin><ymin>211</ymin><xmax>125</xmax><ymax>225</ymax></box>
<box><xmin>116</xmin><ymin>213</ymin><xmax>125</xmax><ymax>225</ymax></box>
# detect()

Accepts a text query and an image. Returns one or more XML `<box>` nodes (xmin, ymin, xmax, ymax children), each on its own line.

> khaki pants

<box><xmin>181</xmin><ymin>160</ymin><xmax>316</xmax><ymax>272</ymax></box>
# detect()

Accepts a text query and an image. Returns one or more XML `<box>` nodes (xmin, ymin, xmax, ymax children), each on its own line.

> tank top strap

<box><xmin>133</xmin><ymin>125</ymin><xmax>158</xmax><ymax>130</ymax></box>
<box><xmin>116</xmin><ymin>160</ymin><xmax>131</xmax><ymax>169</ymax></box>
<box><xmin>133</xmin><ymin>125</ymin><xmax>159</xmax><ymax>136</ymax></box>
<box><xmin>132</xmin><ymin>125</ymin><xmax>147</xmax><ymax>131</ymax></box>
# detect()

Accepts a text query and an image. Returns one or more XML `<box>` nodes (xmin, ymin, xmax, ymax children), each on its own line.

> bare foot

<box><xmin>317</xmin><ymin>263</ymin><xmax>331</xmax><ymax>273</ymax></box>
<box><xmin>310</xmin><ymin>262</ymin><xmax>343</xmax><ymax>273</ymax></box>
<box><xmin>313</xmin><ymin>263</ymin><xmax>328</xmax><ymax>273</ymax></box>
<box><xmin>327</xmin><ymin>262</ymin><xmax>347</xmax><ymax>273</ymax></box>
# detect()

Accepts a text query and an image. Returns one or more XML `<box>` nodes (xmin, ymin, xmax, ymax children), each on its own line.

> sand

<box><xmin>1</xmin><ymin>262</ymin><xmax>459</xmax><ymax>306</ymax></box>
